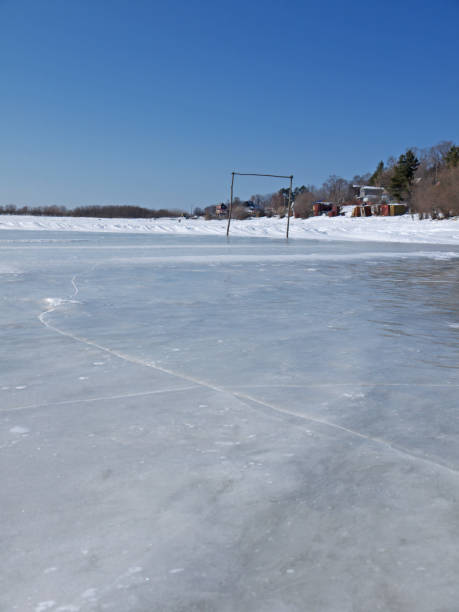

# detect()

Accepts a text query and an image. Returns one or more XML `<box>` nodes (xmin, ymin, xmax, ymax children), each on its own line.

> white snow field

<box><xmin>1</xmin><ymin>230</ymin><xmax>459</xmax><ymax>612</ymax></box>
<box><xmin>1</xmin><ymin>212</ymin><xmax>459</xmax><ymax>244</ymax></box>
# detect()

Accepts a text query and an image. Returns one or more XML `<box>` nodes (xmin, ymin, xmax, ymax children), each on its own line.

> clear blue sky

<box><xmin>1</xmin><ymin>0</ymin><xmax>458</xmax><ymax>210</ymax></box>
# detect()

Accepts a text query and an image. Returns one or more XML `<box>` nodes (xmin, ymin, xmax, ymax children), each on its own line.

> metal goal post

<box><xmin>226</xmin><ymin>172</ymin><xmax>294</xmax><ymax>238</ymax></box>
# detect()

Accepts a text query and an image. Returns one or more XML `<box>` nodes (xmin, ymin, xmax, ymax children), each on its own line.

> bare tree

<box><xmin>293</xmin><ymin>191</ymin><xmax>316</xmax><ymax>218</ymax></box>
<box><xmin>322</xmin><ymin>175</ymin><xmax>350</xmax><ymax>202</ymax></box>
<box><xmin>413</xmin><ymin>164</ymin><xmax>459</xmax><ymax>218</ymax></box>
<box><xmin>250</xmin><ymin>194</ymin><xmax>265</xmax><ymax>207</ymax></box>
<box><xmin>269</xmin><ymin>190</ymin><xmax>287</xmax><ymax>215</ymax></box>
<box><xmin>351</xmin><ymin>172</ymin><xmax>372</xmax><ymax>186</ymax></box>
<box><xmin>416</xmin><ymin>141</ymin><xmax>453</xmax><ymax>184</ymax></box>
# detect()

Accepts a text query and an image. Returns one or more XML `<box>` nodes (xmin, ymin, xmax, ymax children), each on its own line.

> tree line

<box><xmin>295</xmin><ymin>141</ymin><xmax>459</xmax><ymax>218</ymax></box>
<box><xmin>0</xmin><ymin>204</ymin><xmax>186</xmax><ymax>219</ymax></box>
<box><xmin>363</xmin><ymin>141</ymin><xmax>459</xmax><ymax>218</ymax></box>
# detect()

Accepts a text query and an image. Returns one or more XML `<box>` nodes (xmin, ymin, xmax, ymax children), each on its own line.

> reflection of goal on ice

<box><xmin>226</xmin><ymin>171</ymin><xmax>293</xmax><ymax>238</ymax></box>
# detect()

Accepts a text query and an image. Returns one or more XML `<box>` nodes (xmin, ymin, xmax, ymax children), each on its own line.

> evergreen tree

<box><xmin>389</xmin><ymin>149</ymin><xmax>419</xmax><ymax>201</ymax></box>
<box><xmin>389</xmin><ymin>165</ymin><xmax>406</xmax><ymax>201</ymax></box>
<box><xmin>445</xmin><ymin>145</ymin><xmax>459</xmax><ymax>168</ymax></box>
<box><xmin>293</xmin><ymin>185</ymin><xmax>308</xmax><ymax>198</ymax></box>
<box><xmin>403</xmin><ymin>149</ymin><xmax>420</xmax><ymax>182</ymax></box>
<box><xmin>369</xmin><ymin>161</ymin><xmax>384</xmax><ymax>186</ymax></box>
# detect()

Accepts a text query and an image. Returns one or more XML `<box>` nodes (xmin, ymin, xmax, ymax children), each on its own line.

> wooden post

<box><xmin>226</xmin><ymin>172</ymin><xmax>234</xmax><ymax>237</ymax></box>
<box><xmin>286</xmin><ymin>175</ymin><xmax>293</xmax><ymax>239</ymax></box>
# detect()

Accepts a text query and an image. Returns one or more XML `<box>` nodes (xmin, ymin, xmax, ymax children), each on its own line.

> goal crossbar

<box><xmin>232</xmin><ymin>172</ymin><xmax>293</xmax><ymax>179</ymax></box>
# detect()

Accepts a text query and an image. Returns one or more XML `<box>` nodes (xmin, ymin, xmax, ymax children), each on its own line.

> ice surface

<box><xmin>1</xmin><ymin>231</ymin><xmax>459</xmax><ymax>611</ymax></box>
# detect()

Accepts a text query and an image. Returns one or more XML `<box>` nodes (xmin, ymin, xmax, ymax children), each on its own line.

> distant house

<box><xmin>243</xmin><ymin>200</ymin><xmax>264</xmax><ymax>215</ymax></box>
<box><xmin>353</xmin><ymin>185</ymin><xmax>388</xmax><ymax>203</ymax></box>
<box><xmin>216</xmin><ymin>203</ymin><xmax>228</xmax><ymax>217</ymax></box>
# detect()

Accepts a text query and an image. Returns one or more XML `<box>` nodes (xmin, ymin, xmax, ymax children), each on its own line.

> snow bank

<box><xmin>0</xmin><ymin>263</ymin><xmax>21</xmax><ymax>274</ymax></box>
<box><xmin>1</xmin><ymin>214</ymin><xmax>459</xmax><ymax>245</ymax></box>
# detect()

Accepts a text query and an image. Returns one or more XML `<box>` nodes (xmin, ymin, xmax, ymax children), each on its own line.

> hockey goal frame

<box><xmin>226</xmin><ymin>172</ymin><xmax>294</xmax><ymax>238</ymax></box>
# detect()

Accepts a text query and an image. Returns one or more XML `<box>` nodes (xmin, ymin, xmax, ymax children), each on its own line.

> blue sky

<box><xmin>1</xmin><ymin>0</ymin><xmax>458</xmax><ymax>209</ymax></box>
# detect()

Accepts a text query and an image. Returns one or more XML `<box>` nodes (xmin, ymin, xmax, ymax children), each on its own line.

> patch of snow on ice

<box><xmin>0</xmin><ymin>263</ymin><xmax>20</xmax><ymax>274</ymax></box>
<box><xmin>43</xmin><ymin>298</ymin><xmax>66</xmax><ymax>308</ymax></box>
<box><xmin>343</xmin><ymin>392</ymin><xmax>365</xmax><ymax>399</ymax></box>
<box><xmin>81</xmin><ymin>588</ymin><xmax>97</xmax><ymax>600</ymax></box>
<box><xmin>35</xmin><ymin>602</ymin><xmax>56</xmax><ymax>612</ymax></box>
<box><xmin>126</xmin><ymin>566</ymin><xmax>143</xmax><ymax>575</ymax></box>
<box><xmin>10</xmin><ymin>426</ymin><xmax>30</xmax><ymax>434</ymax></box>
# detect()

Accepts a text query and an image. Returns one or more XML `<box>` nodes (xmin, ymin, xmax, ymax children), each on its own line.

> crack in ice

<box><xmin>36</xmin><ymin>273</ymin><xmax>459</xmax><ymax>478</ymax></box>
<box><xmin>1</xmin><ymin>385</ymin><xmax>200</xmax><ymax>414</ymax></box>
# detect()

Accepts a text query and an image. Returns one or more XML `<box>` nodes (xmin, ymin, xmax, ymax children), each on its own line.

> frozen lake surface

<box><xmin>2</xmin><ymin>231</ymin><xmax>459</xmax><ymax>612</ymax></box>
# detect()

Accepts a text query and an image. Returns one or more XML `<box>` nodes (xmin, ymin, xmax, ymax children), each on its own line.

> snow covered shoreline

<box><xmin>1</xmin><ymin>213</ymin><xmax>459</xmax><ymax>245</ymax></box>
